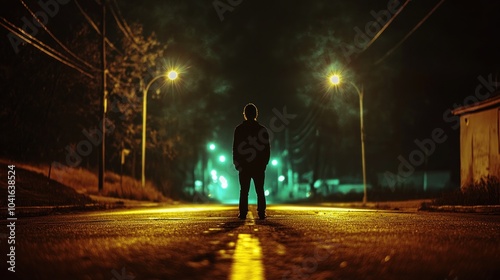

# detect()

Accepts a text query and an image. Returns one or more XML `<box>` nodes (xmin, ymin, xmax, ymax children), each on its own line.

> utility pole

<box><xmin>358</xmin><ymin>85</ymin><xmax>367</xmax><ymax>205</ymax></box>
<box><xmin>98</xmin><ymin>0</ymin><xmax>107</xmax><ymax>192</ymax></box>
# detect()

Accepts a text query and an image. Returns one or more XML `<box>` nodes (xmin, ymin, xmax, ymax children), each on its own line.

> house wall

<box><xmin>459</xmin><ymin>107</ymin><xmax>500</xmax><ymax>189</ymax></box>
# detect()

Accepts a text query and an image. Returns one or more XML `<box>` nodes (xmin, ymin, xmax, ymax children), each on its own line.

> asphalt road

<box><xmin>1</xmin><ymin>204</ymin><xmax>500</xmax><ymax>280</ymax></box>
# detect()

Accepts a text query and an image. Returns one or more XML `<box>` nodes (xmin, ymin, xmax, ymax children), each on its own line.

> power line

<box><xmin>360</xmin><ymin>0</ymin><xmax>411</xmax><ymax>53</ymax></box>
<box><xmin>75</xmin><ymin>0</ymin><xmax>149</xmax><ymax>89</ymax></box>
<box><xmin>108</xmin><ymin>0</ymin><xmax>142</xmax><ymax>51</ymax></box>
<box><xmin>374</xmin><ymin>0</ymin><xmax>446</xmax><ymax>65</ymax></box>
<box><xmin>74</xmin><ymin>0</ymin><xmax>139</xmax><ymax>89</ymax></box>
<box><xmin>18</xmin><ymin>0</ymin><xmax>99</xmax><ymax>72</ymax></box>
<box><xmin>74</xmin><ymin>0</ymin><xmax>100</xmax><ymax>32</ymax></box>
<box><xmin>111</xmin><ymin>0</ymin><xmax>137</xmax><ymax>42</ymax></box>
<box><xmin>74</xmin><ymin>0</ymin><xmax>122</xmax><ymax>54</ymax></box>
<box><xmin>75</xmin><ymin>0</ymin><xmax>138</xmax><ymax>89</ymax></box>
<box><xmin>0</xmin><ymin>17</ymin><xmax>94</xmax><ymax>78</ymax></box>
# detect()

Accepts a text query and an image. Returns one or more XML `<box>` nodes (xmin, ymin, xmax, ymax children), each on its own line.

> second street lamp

<box><xmin>329</xmin><ymin>74</ymin><xmax>368</xmax><ymax>205</ymax></box>
<box><xmin>141</xmin><ymin>70</ymin><xmax>179</xmax><ymax>188</ymax></box>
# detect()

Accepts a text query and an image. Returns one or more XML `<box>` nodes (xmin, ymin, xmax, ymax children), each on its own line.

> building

<box><xmin>452</xmin><ymin>94</ymin><xmax>500</xmax><ymax>189</ymax></box>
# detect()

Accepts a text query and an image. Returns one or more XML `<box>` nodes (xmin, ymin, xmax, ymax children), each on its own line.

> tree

<box><xmin>0</xmin><ymin>1</ymin><xmax>231</xmax><ymax>199</ymax></box>
<box><xmin>105</xmin><ymin>22</ymin><xmax>167</xmax><ymax>177</ymax></box>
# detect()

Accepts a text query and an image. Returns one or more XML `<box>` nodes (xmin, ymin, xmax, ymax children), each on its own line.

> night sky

<box><xmin>119</xmin><ymin>0</ymin><xmax>500</xmax><ymax>181</ymax></box>
<box><xmin>2</xmin><ymin>0</ymin><xmax>500</xmax><ymax>185</ymax></box>
<box><xmin>116</xmin><ymin>0</ymin><xmax>500</xmax><ymax>106</ymax></box>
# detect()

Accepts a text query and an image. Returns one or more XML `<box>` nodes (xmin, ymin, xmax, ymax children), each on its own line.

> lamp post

<box><xmin>329</xmin><ymin>74</ymin><xmax>367</xmax><ymax>205</ymax></box>
<box><xmin>141</xmin><ymin>70</ymin><xmax>178</xmax><ymax>188</ymax></box>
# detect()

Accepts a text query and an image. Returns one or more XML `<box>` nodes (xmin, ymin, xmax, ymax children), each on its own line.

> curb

<box><xmin>1</xmin><ymin>200</ymin><xmax>171</xmax><ymax>218</ymax></box>
<box><xmin>421</xmin><ymin>205</ymin><xmax>500</xmax><ymax>214</ymax></box>
<box><xmin>1</xmin><ymin>204</ymin><xmax>107</xmax><ymax>217</ymax></box>
<box><xmin>316</xmin><ymin>200</ymin><xmax>432</xmax><ymax>212</ymax></box>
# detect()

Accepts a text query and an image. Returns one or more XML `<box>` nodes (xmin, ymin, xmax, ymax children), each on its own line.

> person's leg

<box><xmin>238</xmin><ymin>171</ymin><xmax>251</xmax><ymax>219</ymax></box>
<box><xmin>253</xmin><ymin>170</ymin><xmax>266</xmax><ymax>219</ymax></box>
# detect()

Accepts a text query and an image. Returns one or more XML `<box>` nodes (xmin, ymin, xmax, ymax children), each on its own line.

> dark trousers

<box><xmin>238</xmin><ymin>169</ymin><xmax>266</xmax><ymax>215</ymax></box>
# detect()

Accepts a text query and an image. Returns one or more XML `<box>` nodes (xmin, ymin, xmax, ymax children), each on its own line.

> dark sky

<box><xmin>116</xmin><ymin>0</ymin><xmax>500</xmax><ymax>179</ymax></box>
<box><xmin>117</xmin><ymin>0</ymin><xmax>500</xmax><ymax>120</ymax></box>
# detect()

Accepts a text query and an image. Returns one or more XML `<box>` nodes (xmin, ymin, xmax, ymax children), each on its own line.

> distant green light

<box><xmin>271</xmin><ymin>159</ymin><xmax>278</xmax><ymax>166</ymax></box>
<box><xmin>219</xmin><ymin>155</ymin><xmax>226</xmax><ymax>163</ymax></box>
<box><xmin>278</xmin><ymin>175</ymin><xmax>285</xmax><ymax>182</ymax></box>
<box><xmin>211</xmin><ymin>170</ymin><xmax>217</xmax><ymax>181</ymax></box>
<box><xmin>265</xmin><ymin>190</ymin><xmax>270</xmax><ymax>196</ymax></box>
<box><xmin>208</xmin><ymin>143</ymin><xmax>216</xmax><ymax>151</ymax></box>
<box><xmin>219</xmin><ymin>176</ymin><xmax>228</xmax><ymax>189</ymax></box>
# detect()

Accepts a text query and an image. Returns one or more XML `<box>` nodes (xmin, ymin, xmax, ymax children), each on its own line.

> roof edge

<box><xmin>452</xmin><ymin>93</ymin><xmax>500</xmax><ymax>115</ymax></box>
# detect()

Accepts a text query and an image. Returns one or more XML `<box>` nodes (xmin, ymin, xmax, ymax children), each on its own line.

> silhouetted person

<box><xmin>233</xmin><ymin>103</ymin><xmax>270</xmax><ymax>220</ymax></box>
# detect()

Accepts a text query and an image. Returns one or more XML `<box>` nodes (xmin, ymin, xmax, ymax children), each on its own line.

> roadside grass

<box><xmin>430</xmin><ymin>176</ymin><xmax>500</xmax><ymax>206</ymax></box>
<box><xmin>2</xmin><ymin>159</ymin><xmax>169</xmax><ymax>203</ymax></box>
<box><xmin>0</xmin><ymin>164</ymin><xmax>95</xmax><ymax>208</ymax></box>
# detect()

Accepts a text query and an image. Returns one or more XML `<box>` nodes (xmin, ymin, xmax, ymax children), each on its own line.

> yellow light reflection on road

<box><xmin>268</xmin><ymin>205</ymin><xmax>374</xmax><ymax>212</ymax></box>
<box><xmin>96</xmin><ymin>205</ymin><xmax>237</xmax><ymax>216</ymax></box>
<box><xmin>230</xmin><ymin>234</ymin><xmax>265</xmax><ymax>280</ymax></box>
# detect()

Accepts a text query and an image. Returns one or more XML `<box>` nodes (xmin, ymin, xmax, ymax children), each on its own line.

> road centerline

<box><xmin>229</xmin><ymin>233</ymin><xmax>265</xmax><ymax>280</ymax></box>
<box><xmin>245</xmin><ymin>211</ymin><xmax>256</xmax><ymax>226</ymax></box>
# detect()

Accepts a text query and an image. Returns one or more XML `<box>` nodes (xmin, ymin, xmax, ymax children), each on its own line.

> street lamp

<box><xmin>167</xmin><ymin>70</ymin><xmax>178</xmax><ymax>80</ymax></box>
<box><xmin>141</xmin><ymin>70</ymin><xmax>179</xmax><ymax>188</ymax></box>
<box><xmin>329</xmin><ymin>74</ymin><xmax>368</xmax><ymax>205</ymax></box>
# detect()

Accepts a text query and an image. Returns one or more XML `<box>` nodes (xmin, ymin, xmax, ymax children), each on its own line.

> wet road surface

<box><xmin>1</xmin><ymin>204</ymin><xmax>500</xmax><ymax>280</ymax></box>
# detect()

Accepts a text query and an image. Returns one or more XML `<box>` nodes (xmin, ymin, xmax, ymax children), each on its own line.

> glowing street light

<box><xmin>167</xmin><ymin>70</ymin><xmax>178</xmax><ymax>80</ymax></box>
<box><xmin>141</xmin><ymin>70</ymin><xmax>180</xmax><ymax>188</ymax></box>
<box><xmin>208</xmin><ymin>143</ymin><xmax>216</xmax><ymax>151</ymax></box>
<box><xmin>271</xmin><ymin>159</ymin><xmax>278</xmax><ymax>166</ymax></box>
<box><xmin>328</xmin><ymin>73</ymin><xmax>368</xmax><ymax>205</ymax></box>
<box><xmin>329</xmin><ymin>74</ymin><xmax>340</xmax><ymax>85</ymax></box>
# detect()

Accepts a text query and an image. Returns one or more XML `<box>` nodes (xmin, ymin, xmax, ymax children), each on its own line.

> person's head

<box><xmin>243</xmin><ymin>103</ymin><xmax>258</xmax><ymax>121</ymax></box>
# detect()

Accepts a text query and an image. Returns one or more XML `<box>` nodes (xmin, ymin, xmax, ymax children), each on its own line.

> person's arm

<box><xmin>232</xmin><ymin>126</ymin><xmax>241</xmax><ymax>171</ymax></box>
<box><xmin>263</xmin><ymin>127</ymin><xmax>271</xmax><ymax>166</ymax></box>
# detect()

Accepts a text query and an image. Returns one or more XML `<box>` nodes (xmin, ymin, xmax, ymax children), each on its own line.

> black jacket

<box><xmin>232</xmin><ymin>120</ymin><xmax>271</xmax><ymax>172</ymax></box>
